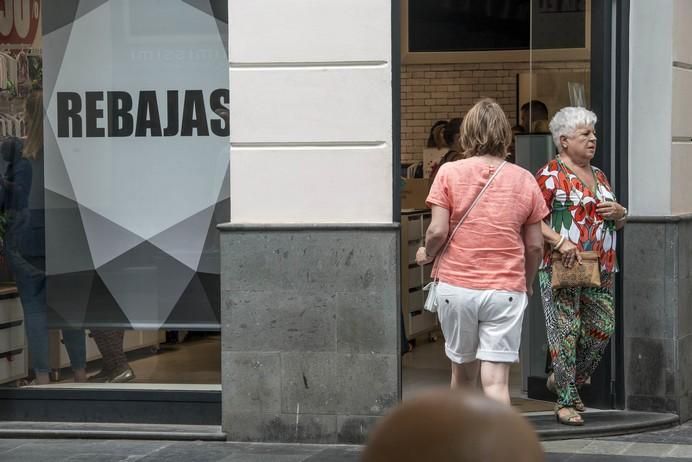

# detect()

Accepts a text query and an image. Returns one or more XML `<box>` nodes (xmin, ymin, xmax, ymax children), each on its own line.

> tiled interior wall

<box><xmin>400</xmin><ymin>61</ymin><xmax>590</xmax><ymax>163</ymax></box>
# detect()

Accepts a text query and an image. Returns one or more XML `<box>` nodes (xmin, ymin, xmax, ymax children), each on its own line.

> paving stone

<box><xmin>668</xmin><ymin>444</ymin><xmax>692</xmax><ymax>458</ymax></box>
<box><xmin>622</xmin><ymin>443</ymin><xmax>676</xmax><ymax>458</ymax></box>
<box><xmin>579</xmin><ymin>440</ymin><xmax>633</xmax><ymax>455</ymax></box>
<box><xmin>543</xmin><ymin>439</ymin><xmax>593</xmax><ymax>453</ymax></box>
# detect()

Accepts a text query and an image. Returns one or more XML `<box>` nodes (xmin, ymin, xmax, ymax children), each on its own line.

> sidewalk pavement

<box><xmin>2</xmin><ymin>422</ymin><xmax>692</xmax><ymax>461</ymax></box>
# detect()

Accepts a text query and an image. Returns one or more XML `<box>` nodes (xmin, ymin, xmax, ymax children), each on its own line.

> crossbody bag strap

<box><xmin>430</xmin><ymin>161</ymin><xmax>507</xmax><ymax>280</ymax></box>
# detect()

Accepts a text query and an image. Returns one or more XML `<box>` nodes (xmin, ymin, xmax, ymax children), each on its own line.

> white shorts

<box><xmin>435</xmin><ymin>282</ymin><xmax>528</xmax><ymax>364</ymax></box>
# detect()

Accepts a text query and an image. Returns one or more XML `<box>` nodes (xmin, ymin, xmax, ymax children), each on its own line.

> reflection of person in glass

<box><xmin>89</xmin><ymin>330</ymin><xmax>135</xmax><ymax>383</ymax></box>
<box><xmin>520</xmin><ymin>100</ymin><xmax>549</xmax><ymax>133</ymax></box>
<box><xmin>0</xmin><ymin>90</ymin><xmax>87</xmax><ymax>385</ymax></box>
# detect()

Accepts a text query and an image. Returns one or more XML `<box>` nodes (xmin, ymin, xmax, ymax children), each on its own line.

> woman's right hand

<box><xmin>557</xmin><ymin>240</ymin><xmax>582</xmax><ymax>268</ymax></box>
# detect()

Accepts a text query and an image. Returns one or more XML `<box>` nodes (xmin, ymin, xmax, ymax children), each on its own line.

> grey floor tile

<box><xmin>0</xmin><ymin>440</ymin><xmax>111</xmax><ymax>462</ymax></box>
<box><xmin>579</xmin><ymin>440</ymin><xmax>633</xmax><ymax>455</ymax></box>
<box><xmin>0</xmin><ymin>439</ymin><xmax>31</xmax><ymax>453</ymax></box>
<box><xmin>302</xmin><ymin>447</ymin><xmax>362</xmax><ymax>461</ymax></box>
<box><xmin>137</xmin><ymin>441</ymin><xmax>239</xmax><ymax>462</ymax></box>
<box><xmin>64</xmin><ymin>455</ymin><xmax>131</xmax><ymax>462</ymax></box>
<box><xmin>543</xmin><ymin>439</ymin><xmax>593</xmax><ymax>453</ymax></box>
<box><xmin>546</xmin><ymin>455</ymin><xmax>672</xmax><ymax>462</ymax></box>
<box><xmin>668</xmin><ymin>445</ymin><xmax>692</xmax><ymax>458</ymax></box>
<box><xmin>622</xmin><ymin>443</ymin><xmax>676</xmax><ymax>458</ymax></box>
<box><xmin>218</xmin><ymin>455</ymin><xmax>308</xmax><ymax>462</ymax></box>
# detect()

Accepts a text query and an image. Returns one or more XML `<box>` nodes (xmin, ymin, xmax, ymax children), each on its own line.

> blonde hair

<box><xmin>459</xmin><ymin>98</ymin><xmax>512</xmax><ymax>158</ymax></box>
<box><xmin>23</xmin><ymin>89</ymin><xmax>43</xmax><ymax>160</ymax></box>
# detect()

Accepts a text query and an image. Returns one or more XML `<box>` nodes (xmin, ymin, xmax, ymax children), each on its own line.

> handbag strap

<box><xmin>431</xmin><ymin>161</ymin><xmax>507</xmax><ymax>281</ymax></box>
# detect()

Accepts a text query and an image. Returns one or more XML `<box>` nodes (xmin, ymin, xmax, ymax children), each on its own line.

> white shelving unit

<box><xmin>0</xmin><ymin>285</ymin><xmax>28</xmax><ymax>384</ymax></box>
<box><xmin>401</xmin><ymin>209</ymin><xmax>438</xmax><ymax>339</ymax></box>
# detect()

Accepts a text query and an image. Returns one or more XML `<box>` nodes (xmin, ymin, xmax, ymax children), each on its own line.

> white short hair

<box><xmin>548</xmin><ymin>107</ymin><xmax>598</xmax><ymax>149</ymax></box>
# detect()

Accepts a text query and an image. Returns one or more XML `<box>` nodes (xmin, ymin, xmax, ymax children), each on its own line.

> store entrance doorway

<box><xmin>398</xmin><ymin>0</ymin><xmax>618</xmax><ymax>413</ymax></box>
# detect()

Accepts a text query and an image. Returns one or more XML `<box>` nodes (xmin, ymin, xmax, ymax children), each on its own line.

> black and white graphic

<box><xmin>44</xmin><ymin>0</ymin><xmax>229</xmax><ymax>329</ymax></box>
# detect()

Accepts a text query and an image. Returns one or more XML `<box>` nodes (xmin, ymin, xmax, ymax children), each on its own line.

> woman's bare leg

<box><xmin>451</xmin><ymin>360</ymin><xmax>480</xmax><ymax>390</ymax></box>
<box><xmin>480</xmin><ymin>361</ymin><xmax>511</xmax><ymax>405</ymax></box>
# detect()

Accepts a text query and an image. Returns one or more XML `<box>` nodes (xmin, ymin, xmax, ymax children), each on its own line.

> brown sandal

<box><xmin>574</xmin><ymin>396</ymin><xmax>586</xmax><ymax>412</ymax></box>
<box><xmin>548</xmin><ymin>373</ymin><xmax>586</xmax><ymax>412</ymax></box>
<box><xmin>555</xmin><ymin>407</ymin><xmax>584</xmax><ymax>426</ymax></box>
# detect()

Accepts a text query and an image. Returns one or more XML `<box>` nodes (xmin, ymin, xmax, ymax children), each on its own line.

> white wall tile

<box><xmin>629</xmin><ymin>0</ymin><xmax>674</xmax><ymax>216</ymax></box>
<box><xmin>672</xmin><ymin>143</ymin><xmax>692</xmax><ymax>214</ymax></box>
<box><xmin>229</xmin><ymin>0</ymin><xmax>390</xmax><ymax>63</ymax></box>
<box><xmin>673</xmin><ymin>67</ymin><xmax>692</xmax><ymax>139</ymax></box>
<box><xmin>673</xmin><ymin>0</ymin><xmax>692</xmax><ymax>65</ymax></box>
<box><xmin>230</xmin><ymin>147</ymin><xmax>392</xmax><ymax>223</ymax></box>
<box><xmin>230</xmin><ymin>66</ymin><xmax>391</xmax><ymax>143</ymax></box>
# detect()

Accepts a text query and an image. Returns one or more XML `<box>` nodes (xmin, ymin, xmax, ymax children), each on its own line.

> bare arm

<box><xmin>416</xmin><ymin>205</ymin><xmax>450</xmax><ymax>266</ymax></box>
<box><xmin>523</xmin><ymin>221</ymin><xmax>544</xmax><ymax>295</ymax></box>
<box><xmin>541</xmin><ymin>221</ymin><xmax>561</xmax><ymax>247</ymax></box>
<box><xmin>541</xmin><ymin>221</ymin><xmax>580</xmax><ymax>268</ymax></box>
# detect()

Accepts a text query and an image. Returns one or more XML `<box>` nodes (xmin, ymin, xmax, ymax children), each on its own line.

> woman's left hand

<box><xmin>596</xmin><ymin>201</ymin><xmax>627</xmax><ymax>221</ymax></box>
<box><xmin>416</xmin><ymin>247</ymin><xmax>434</xmax><ymax>266</ymax></box>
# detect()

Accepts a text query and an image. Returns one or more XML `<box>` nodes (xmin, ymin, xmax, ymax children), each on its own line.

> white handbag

<box><xmin>423</xmin><ymin>161</ymin><xmax>507</xmax><ymax>313</ymax></box>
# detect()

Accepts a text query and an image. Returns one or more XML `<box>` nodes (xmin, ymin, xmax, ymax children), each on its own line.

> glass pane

<box><xmin>0</xmin><ymin>0</ymin><xmax>227</xmax><ymax>387</ymax></box>
<box><xmin>518</xmin><ymin>0</ymin><xmax>596</xmax><ymax>402</ymax></box>
<box><xmin>407</xmin><ymin>0</ymin><xmax>585</xmax><ymax>52</ymax></box>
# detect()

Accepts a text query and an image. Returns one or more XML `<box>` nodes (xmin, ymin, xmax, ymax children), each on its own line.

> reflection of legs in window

<box><xmin>12</xmin><ymin>255</ymin><xmax>50</xmax><ymax>385</ymax></box>
<box><xmin>90</xmin><ymin>330</ymin><xmax>135</xmax><ymax>383</ymax></box>
<box><xmin>62</xmin><ymin>329</ymin><xmax>87</xmax><ymax>382</ymax></box>
<box><xmin>21</xmin><ymin>294</ymin><xmax>50</xmax><ymax>384</ymax></box>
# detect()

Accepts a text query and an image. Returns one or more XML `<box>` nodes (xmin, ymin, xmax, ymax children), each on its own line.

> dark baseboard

<box><xmin>0</xmin><ymin>388</ymin><xmax>221</xmax><ymax>425</ymax></box>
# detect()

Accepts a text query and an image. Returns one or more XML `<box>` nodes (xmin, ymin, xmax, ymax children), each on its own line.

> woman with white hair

<box><xmin>536</xmin><ymin>107</ymin><xmax>626</xmax><ymax>426</ymax></box>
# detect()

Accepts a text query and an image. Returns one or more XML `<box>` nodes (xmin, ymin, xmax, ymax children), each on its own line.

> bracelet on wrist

<box><xmin>554</xmin><ymin>236</ymin><xmax>566</xmax><ymax>250</ymax></box>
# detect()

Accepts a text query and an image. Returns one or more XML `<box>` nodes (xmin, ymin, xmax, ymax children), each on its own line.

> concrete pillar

<box><xmin>220</xmin><ymin>1</ymin><xmax>398</xmax><ymax>442</ymax></box>
<box><xmin>624</xmin><ymin>0</ymin><xmax>692</xmax><ymax>421</ymax></box>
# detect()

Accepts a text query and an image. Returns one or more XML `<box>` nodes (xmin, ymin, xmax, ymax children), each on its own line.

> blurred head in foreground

<box><xmin>362</xmin><ymin>389</ymin><xmax>544</xmax><ymax>462</ymax></box>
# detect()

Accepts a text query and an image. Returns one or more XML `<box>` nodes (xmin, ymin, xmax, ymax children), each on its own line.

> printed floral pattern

<box><xmin>539</xmin><ymin>269</ymin><xmax>615</xmax><ymax>408</ymax></box>
<box><xmin>536</xmin><ymin>159</ymin><xmax>618</xmax><ymax>272</ymax></box>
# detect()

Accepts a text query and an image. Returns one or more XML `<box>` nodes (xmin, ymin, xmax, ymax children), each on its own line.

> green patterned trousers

<box><xmin>538</xmin><ymin>269</ymin><xmax>615</xmax><ymax>408</ymax></box>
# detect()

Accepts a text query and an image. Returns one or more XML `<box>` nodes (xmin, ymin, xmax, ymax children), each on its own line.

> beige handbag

<box><xmin>551</xmin><ymin>250</ymin><xmax>601</xmax><ymax>288</ymax></box>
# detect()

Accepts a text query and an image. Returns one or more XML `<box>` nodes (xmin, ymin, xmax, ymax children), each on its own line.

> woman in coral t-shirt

<box><xmin>416</xmin><ymin>99</ymin><xmax>548</xmax><ymax>405</ymax></box>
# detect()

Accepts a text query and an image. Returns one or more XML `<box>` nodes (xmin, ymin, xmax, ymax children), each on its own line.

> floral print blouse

<box><xmin>536</xmin><ymin>158</ymin><xmax>618</xmax><ymax>272</ymax></box>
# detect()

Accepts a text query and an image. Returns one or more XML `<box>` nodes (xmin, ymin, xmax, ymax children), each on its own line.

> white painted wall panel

<box><xmin>230</xmin><ymin>66</ymin><xmax>391</xmax><ymax>144</ymax></box>
<box><xmin>629</xmin><ymin>0</ymin><xmax>674</xmax><ymax>216</ymax></box>
<box><xmin>672</xmin><ymin>142</ymin><xmax>692</xmax><ymax>214</ymax></box>
<box><xmin>673</xmin><ymin>67</ymin><xmax>692</xmax><ymax>139</ymax></box>
<box><xmin>673</xmin><ymin>0</ymin><xmax>692</xmax><ymax>65</ymax></box>
<box><xmin>229</xmin><ymin>0</ymin><xmax>390</xmax><ymax>63</ymax></box>
<box><xmin>230</xmin><ymin>147</ymin><xmax>392</xmax><ymax>223</ymax></box>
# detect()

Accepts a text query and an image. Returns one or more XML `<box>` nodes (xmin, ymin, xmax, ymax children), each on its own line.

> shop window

<box><xmin>402</xmin><ymin>0</ymin><xmax>590</xmax><ymax>64</ymax></box>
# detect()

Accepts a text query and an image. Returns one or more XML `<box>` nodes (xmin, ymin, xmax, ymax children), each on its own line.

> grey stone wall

<box><xmin>624</xmin><ymin>216</ymin><xmax>692</xmax><ymax>421</ymax></box>
<box><xmin>218</xmin><ymin>224</ymin><xmax>400</xmax><ymax>443</ymax></box>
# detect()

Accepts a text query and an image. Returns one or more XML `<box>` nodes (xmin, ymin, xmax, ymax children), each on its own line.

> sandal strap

<box><xmin>557</xmin><ymin>407</ymin><xmax>583</xmax><ymax>423</ymax></box>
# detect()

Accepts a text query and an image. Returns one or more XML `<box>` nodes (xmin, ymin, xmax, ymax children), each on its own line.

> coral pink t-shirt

<box><xmin>426</xmin><ymin>157</ymin><xmax>549</xmax><ymax>292</ymax></box>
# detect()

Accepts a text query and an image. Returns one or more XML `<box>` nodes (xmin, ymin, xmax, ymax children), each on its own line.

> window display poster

<box><xmin>0</xmin><ymin>0</ymin><xmax>41</xmax><ymax>47</ymax></box>
<box><xmin>43</xmin><ymin>0</ymin><xmax>229</xmax><ymax>329</ymax></box>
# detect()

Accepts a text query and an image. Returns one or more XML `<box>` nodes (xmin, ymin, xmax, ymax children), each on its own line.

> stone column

<box><xmin>624</xmin><ymin>0</ymin><xmax>692</xmax><ymax>421</ymax></box>
<box><xmin>221</xmin><ymin>1</ymin><xmax>397</xmax><ymax>442</ymax></box>
<box><xmin>219</xmin><ymin>225</ymin><xmax>399</xmax><ymax>442</ymax></box>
